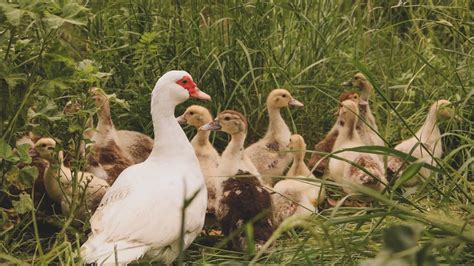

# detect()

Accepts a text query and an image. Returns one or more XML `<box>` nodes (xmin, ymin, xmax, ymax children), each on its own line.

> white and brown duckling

<box><xmin>328</xmin><ymin>100</ymin><xmax>387</xmax><ymax>202</ymax></box>
<box><xmin>31</xmin><ymin>138</ymin><xmax>109</xmax><ymax>220</ymax></box>
<box><xmin>177</xmin><ymin>105</ymin><xmax>220</xmax><ymax>213</ymax></box>
<box><xmin>201</xmin><ymin>110</ymin><xmax>274</xmax><ymax>251</ymax></box>
<box><xmin>89</xmin><ymin>88</ymin><xmax>135</xmax><ymax>184</ymax></box>
<box><xmin>342</xmin><ymin>73</ymin><xmax>385</xmax><ymax>147</ymax></box>
<box><xmin>90</xmin><ymin>87</ymin><xmax>153</xmax><ymax>164</ymax></box>
<box><xmin>245</xmin><ymin>89</ymin><xmax>304</xmax><ymax>187</ymax></box>
<box><xmin>272</xmin><ymin>134</ymin><xmax>325</xmax><ymax>226</ymax></box>
<box><xmin>308</xmin><ymin>91</ymin><xmax>360</xmax><ymax>176</ymax></box>
<box><xmin>387</xmin><ymin>100</ymin><xmax>452</xmax><ymax>186</ymax></box>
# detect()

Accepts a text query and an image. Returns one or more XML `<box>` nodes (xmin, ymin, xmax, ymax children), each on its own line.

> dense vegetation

<box><xmin>0</xmin><ymin>0</ymin><xmax>472</xmax><ymax>264</ymax></box>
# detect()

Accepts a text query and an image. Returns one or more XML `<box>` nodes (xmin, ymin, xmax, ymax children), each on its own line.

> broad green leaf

<box><xmin>0</xmin><ymin>139</ymin><xmax>18</xmax><ymax>162</ymax></box>
<box><xmin>12</xmin><ymin>193</ymin><xmax>34</xmax><ymax>214</ymax></box>
<box><xmin>19</xmin><ymin>166</ymin><xmax>38</xmax><ymax>188</ymax></box>
<box><xmin>0</xmin><ymin>3</ymin><xmax>22</xmax><ymax>26</ymax></box>
<box><xmin>16</xmin><ymin>143</ymin><xmax>32</xmax><ymax>164</ymax></box>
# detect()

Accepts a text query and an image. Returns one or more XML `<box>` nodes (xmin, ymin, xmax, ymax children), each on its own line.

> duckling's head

<box><xmin>31</xmin><ymin>138</ymin><xmax>57</xmax><ymax>161</ymax></box>
<box><xmin>63</xmin><ymin>100</ymin><xmax>83</xmax><ymax>114</ymax></box>
<box><xmin>334</xmin><ymin>92</ymin><xmax>363</xmax><ymax>116</ymax></box>
<box><xmin>287</xmin><ymin>134</ymin><xmax>307</xmax><ymax>151</ymax></box>
<box><xmin>200</xmin><ymin>110</ymin><xmax>248</xmax><ymax>135</ymax></box>
<box><xmin>89</xmin><ymin>87</ymin><xmax>109</xmax><ymax>108</ymax></box>
<box><xmin>177</xmin><ymin>105</ymin><xmax>213</xmax><ymax>128</ymax></box>
<box><xmin>266</xmin><ymin>89</ymin><xmax>304</xmax><ymax>109</ymax></box>
<box><xmin>432</xmin><ymin>99</ymin><xmax>453</xmax><ymax>119</ymax></box>
<box><xmin>338</xmin><ymin>100</ymin><xmax>360</xmax><ymax>127</ymax></box>
<box><xmin>342</xmin><ymin>73</ymin><xmax>373</xmax><ymax>99</ymax></box>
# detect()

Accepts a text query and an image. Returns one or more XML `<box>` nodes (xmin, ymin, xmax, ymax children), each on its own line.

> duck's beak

<box><xmin>190</xmin><ymin>87</ymin><xmax>211</xmax><ymax>101</ymax></box>
<box><xmin>289</xmin><ymin>98</ymin><xmax>304</xmax><ymax>107</ymax></box>
<box><xmin>341</xmin><ymin>80</ymin><xmax>353</xmax><ymax>87</ymax></box>
<box><xmin>200</xmin><ymin>120</ymin><xmax>221</xmax><ymax>131</ymax></box>
<box><xmin>176</xmin><ymin>115</ymin><xmax>187</xmax><ymax>124</ymax></box>
<box><xmin>359</xmin><ymin>99</ymin><xmax>369</xmax><ymax>106</ymax></box>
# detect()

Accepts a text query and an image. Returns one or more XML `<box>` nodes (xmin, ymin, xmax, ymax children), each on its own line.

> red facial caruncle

<box><xmin>176</xmin><ymin>75</ymin><xmax>211</xmax><ymax>100</ymax></box>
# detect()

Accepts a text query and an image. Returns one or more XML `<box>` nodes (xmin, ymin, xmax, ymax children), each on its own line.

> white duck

<box><xmin>272</xmin><ymin>134</ymin><xmax>325</xmax><ymax>226</ymax></box>
<box><xmin>245</xmin><ymin>89</ymin><xmax>304</xmax><ymax>187</ymax></box>
<box><xmin>31</xmin><ymin>138</ymin><xmax>109</xmax><ymax>220</ymax></box>
<box><xmin>80</xmin><ymin>70</ymin><xmax>210</xmax><ymax>264</ymax></box>
<box><xmin>342</xmin><ymin>73</ymin><xmax>385</xmax><ymax>147</ymax></box>
<box><xmin>328</xmin><ymin>100</ymin><xmax>387</xmax><ymax>200</ymax></box>
<box><xmin>177</xmin><ymin>105</ymin><xmax>220</xmax><ymax>213</ymax></box>
<box><xmin>201</xmin><ymin>110</ymin><xmax>274</xmax><ymax>251</ymax></box>
<box><xmin>387</xmin><ymin>100</ymin><xmax>451</xmax><ymax>186</ymax></box>
<box><xmin>308</xmin><ymin>91</ymin><xmax>361</xmax><ymax>176</ymax></box>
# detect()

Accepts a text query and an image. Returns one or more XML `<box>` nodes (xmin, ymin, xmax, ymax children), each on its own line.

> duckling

<box><xmin>342</xmin><ymin>73</ymin><xmax>385</xmax><ymax>147</ymax></box>
<box><xmin>308</xmin><ymin>91</ymin><xmax>360</xmax><ymax>176</ymax></box>
<box><xmin>245</xmin><ymin>89</ymin><xmax>304</xmax><ymax>187</ymax></box>
<box><xmin>177</xmin><ymin>105</ymin><xmax>220</xmax><ymax>213</ymax></box>
<box><xmin>328</xmin><ymin>100</ymin><xmax>387</xmax><ymax>200</ymax></box>
<box><xmin>90</xmin><ymin>88</ymin><xmax>135</xmax><ymax>184</ymax></box>
<box><xmin>201</xmin><ymin>110</ymin><xmax>274</xmax><ymax>251</ymax></box>
<box><xmin>90</xmin><ymin>87</ymin><xmax>153</xmax><ymax>164</ymax></box>
<box><xmin>387</xmin><ymin>100</ymin><xmax>452</xmax><ymax>186</ymax></box>
<box><xmin>32</xmin><ymin>138</ymin><xmax>109</xmax><ymax>220</ymax></box>
<box><xmin>272</xmin><ymin>134</ymin><xmax>325</xmax><ymax>226</ymax></box>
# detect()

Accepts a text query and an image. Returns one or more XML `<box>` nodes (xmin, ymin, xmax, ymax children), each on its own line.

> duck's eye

<box><xmin>41</xmin><ymin>144</ymin><xmax>47</xmax><ymax>148</ymax></box>
<box><xmin>354</xmin><ymin>77</ymin><xmax>359</xmax><ymax>80</ymax></box>
<box><xmin>182</xmin><ymin>79</ymin><xmax>188</xmax><ymax>84</ymax></box>
<box><xmin>224</xmin><ymin>116</ymin><xmax>231</xmax><ymax>121</ymax></box>
<box><xmin>282</xmin><ymin>94</ymin><xmax>287</xmax><ymax>98</ymax></box>
<box><xmin>189</xmin><ymin>112</ymin><xmax>194</xmax><ymax>115</ymax></box>
<box><xmin>354</xmin><ymin>95</ymin><xmax>358</xmax><ymax>98</ymax></box>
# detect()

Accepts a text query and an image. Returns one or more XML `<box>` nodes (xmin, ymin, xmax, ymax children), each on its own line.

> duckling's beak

<box><xmin>200</xmin><ymin>120</ymin><xmax>221</xmax><ymax>131</ymax></box>
<box><xmin>176</xmin><ymin>115</ymin><xmax>187</xmax><ymax>124</ymax></box>
<box><xmin>359</xmin><ymin>99</ymin><xmax>369</xmax><ymax>106</ymax></box>
<box><xmin>289</xmin><ymin>98</ymin><xmax>304</xmax><ymax>107</ymax></box>
<box><xmin>28</xmin><ymin>149</ymin><xmax>39</xmax><ymax>157</ymax></box>
<box><xmin>341</xmin><ymin>80</ymin><xmax>353</xmax><ymax>87</ymax></box>
<box><xmin>190</xmin><ymin>87</ymin><xmax>211</xmax><ymax>101</ymax></box>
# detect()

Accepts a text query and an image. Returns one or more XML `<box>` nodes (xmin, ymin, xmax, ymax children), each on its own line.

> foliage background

<box><xmin>0</xmin><ymin>0</ymin><xmax>472</xmax><ymax>264</ymax></box>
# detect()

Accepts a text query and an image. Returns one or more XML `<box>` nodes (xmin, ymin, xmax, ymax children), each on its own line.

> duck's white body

<box><xmin>387</xmin><ymin>100</ymin><xmax>448</xmax><ymax>186</ymax></box>
<box><xmin>81</xmin><ymin>71</ymin><xmax>208</xmax><ymax>265</ymax></box>
<box><xmin>328</xmin><ymin>101</ymin><xmax>387</xmax><ymax>197</ymax></box>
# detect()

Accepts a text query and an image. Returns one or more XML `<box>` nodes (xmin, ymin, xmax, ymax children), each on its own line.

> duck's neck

<box><xmin>97</xmin><ymin>101</ymin><xmax>114</xmax><ymax>131</ymax></box>
<box><xmin>288</xmin><ymin>151</ymin><xmax>310</xmax><ymax>177</ymax></box>
<box><xmin>335</xmin><ymin>117</ymin><xmax>360</xmax><ymax>148</ymax></box>
<box><xmin>416</xmin><ymin>105</ymin><xmax>440</xmax><ymax>143</ymax></box>
<box><xmin>222</xmin><ymin>132</ymin><xmax>246</xmax><ymax>160</ymax></box>
<box><xmin>360</xmin><ymin>82</ymin><xmax>373</xmax><ymax>101</ymax></box>
<box><xmin>266</xmin><ymin>107</ymin><xmax>290</xmax><ymax>142</ymax></box>
<box><xmin>191</xmin><ymin>129</ymin><xmax>211</xmax><ymax>147</ymax></box>
<box><xmin>150</xmin><ymin>96</ymin><xmax>194</xmax><ymax>158</ymax></box>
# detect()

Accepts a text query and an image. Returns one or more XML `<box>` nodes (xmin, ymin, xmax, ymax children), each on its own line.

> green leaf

<box><xmin>16</xmin><ymin>143</ymin><xmax>32</xmax><ymax>164</ymax></box>
<box><xmin>19</xmin><ymin>166</ymin><xmax>38</xmax><ymax>188</ymax></box>
<box><xmin>393</xmin><ymin>163</ymin><xmax>423</xmax><ymax>191</ymax></box>
<box><xmin>0</xmin><ymin>138</ymin><xmax>18</xmax><ymax>162</ymax></box>
<box><xmin>12</xmin><ymin>193</ymin><xmax>34</xmax><ymax>214</ymax></box>
<box><xmin>0</xmin><ymin>3</ymin><xmax>23</xmax><ymax>26</ymax></box>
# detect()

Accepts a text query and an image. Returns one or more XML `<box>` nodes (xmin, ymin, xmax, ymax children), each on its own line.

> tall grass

<box><xmin>0</xmin><ymin>0</ymin><xmax>472</xmax><ymax>264</ymax></box>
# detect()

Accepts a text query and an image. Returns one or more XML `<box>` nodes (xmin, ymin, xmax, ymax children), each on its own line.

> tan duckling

<box><xmin>89</xmin><ymin>88</ymin><xmax>136</xmax><ymax>184</ymax></box>
<box><xmin>308</xmin><ymin>92</ymin><xmax>360</xmax><ymax>176</ymax></box>
<box><xmin>387</xmin><ymin>100</ymin><xmax>452</xmax><ymax>186</ymax></box>
<box><xmin>177</xmin><ymin>105</ymin><xmax>220</xmax><ymax>213</ymax></box>
<box><xmin>32</xmin><ymin>138</ymin><xmax>109</xmax><ymax>220</ymax></box>
<box><xmin>90</xmin><ymin>87</ymin><xmax>153</xmax><ymax>164</ymax></box>
<box><xmin>328</xmin><ymin>100</ymin><xmax>387</xmax><ymax>201</ymax></box>
<box><xmin>342</xmin><ymin>73</ymin><xmax>385</xmax><ymax>147</ymax></box>
<box><xmin>201</xmin><ymin>110</ymin><xmax>274</xmax><ymax>251</ymax></box>
<box><xmin>272</xmin><ymin>134</ymin><xmax>325</xmax><ymax>226</ymax></box>
<box><xmin>245</xmin><ymin>89</ymin><xmax>304</xmax><ymax>187</ymax></box>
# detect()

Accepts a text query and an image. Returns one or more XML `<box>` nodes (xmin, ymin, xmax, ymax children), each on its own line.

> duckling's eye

<box><xmin>354</xmin><ymin>77</ymin><xmax>359</xmax><ymax>80</ymax></box>
<box><xmin>189</xmin><ymin>112</ymin><xmax>194</xmax><ymax>115</ymax></box>
<box><xmin>224</xmin><ymin>116</ymin><xmax>231</xmax><ymax>121</ymax></box>
<box><xmin>354</xmin><ymin>95</ymin><xmax>358</xmax><ymax>99</ymax></box>
<box><xmin>41</xmin><ymin>144</ymin><xmax>47</xmax><ymax>148</ymax></box>
<box><xmin>282</xmin><ymin>94</ymin><xmax>287</xmax><ymax>98</ymax></box>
